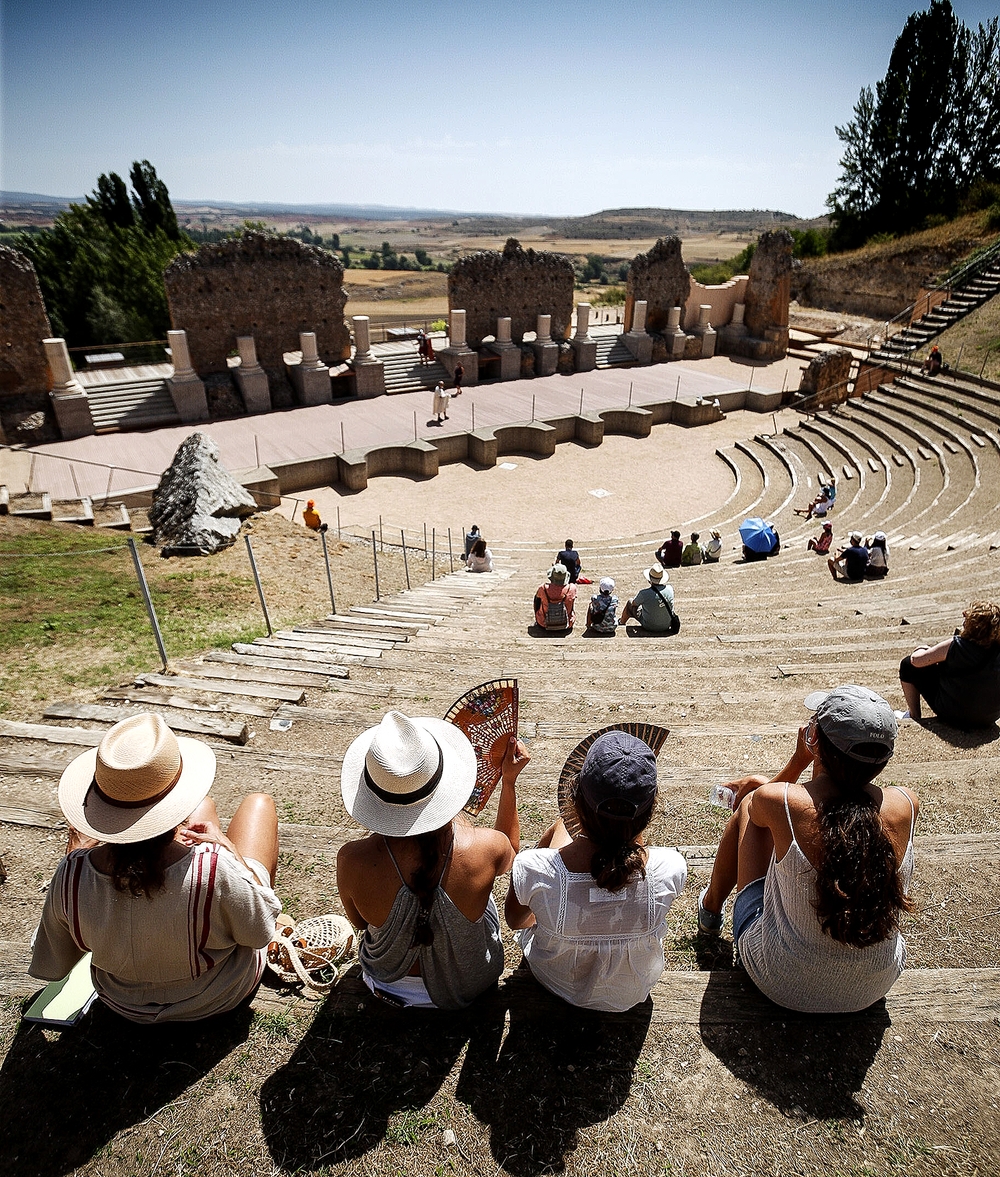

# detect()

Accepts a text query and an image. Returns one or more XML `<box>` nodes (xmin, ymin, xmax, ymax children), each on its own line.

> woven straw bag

<box><xmin>267</xmin><ymin>913</ymin><xmax>355</xmax><ymax>993</ymax></box>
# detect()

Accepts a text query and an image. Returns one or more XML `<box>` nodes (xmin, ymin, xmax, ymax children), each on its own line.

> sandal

<box><xmin>698</xmin><ymin>886</ymin><xmax>724</xmax><ymax>935</ymax></box>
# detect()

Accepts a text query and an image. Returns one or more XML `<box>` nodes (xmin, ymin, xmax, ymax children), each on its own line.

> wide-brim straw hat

<box><xmin>59</xmin><ymin>713</ymin><xmax>216</xmax><ymax>844</ymax></box>
<box><xmin>548</xmin><ymin>565</ymin><xmax>569</xmax><ymax>584</ymax></box>
<box><xmin>644</xmin><ymin>565</ymin><xmax>668</xmax><ymax>585</ymax></box>
<box><xmin>341</xmin><ymin>711</ymin><xmax>477</xmax><ymax>837</ymax></box>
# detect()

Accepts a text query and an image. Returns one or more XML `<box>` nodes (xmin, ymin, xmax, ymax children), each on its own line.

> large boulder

<box><xmin>797</xmin><ymin>347</ymin><xmax>855</xmax><ymax>407</ymax></box>
<box><xmin>150</xmin><ymin>432</ymin><xmax>257</xmax><ymax>555</ymax></box>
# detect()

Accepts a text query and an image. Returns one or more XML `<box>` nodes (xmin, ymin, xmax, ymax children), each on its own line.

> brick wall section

<box><xmin>163</xmin><ymin>233</ymin><xmax>350</xmax><ymax>375</ymax></box>
<box><xmin>625</xmin><ymin>237</ymin><xmax>691</xmax><ymax>332</ymax></box>
<box><xmin>0</xmin><ymin>245</ymin><xmax>52</xmax><ymax>403</ymax></box>
<box><xmin>448</xmin><ymin>238</ymin><xmax>574</xmax><ymax>347</ymax></box>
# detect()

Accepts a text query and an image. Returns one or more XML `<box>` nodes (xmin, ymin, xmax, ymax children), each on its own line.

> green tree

<box><xmin>414</xmin><ymin>247</ymin><xmax>430</xmax><ymax>267</ymax></box>
<box><xmin>16</xmin><ymin>162</ymin><xmax>190</xmax><ymax>347</ymax></box>
<box><xmin>828</xmin><ymin>1</ymin><xmax>1000</xmax><ymax>248</ymax></box>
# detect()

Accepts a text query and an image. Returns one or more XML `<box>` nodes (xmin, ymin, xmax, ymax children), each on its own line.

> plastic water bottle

<box><xmin>710</xmin><ymin>784</ymin><xmax>736</xmax><ymax>811</ymax></box>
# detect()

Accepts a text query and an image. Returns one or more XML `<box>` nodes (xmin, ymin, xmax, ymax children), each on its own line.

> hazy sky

<box><xmin>2</xmin><ymin>0</ymin><xmax>997</xmax><ymax>217</ymax></box>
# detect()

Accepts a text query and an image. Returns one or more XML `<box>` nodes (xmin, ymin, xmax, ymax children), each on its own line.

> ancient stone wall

<box><xmin>163</xmin><ymin>233</ymin><xmax>350</xmax><ymax>377</ymax></box>
<box><xmin>625</xmin><ymin>237</ymin><xmax>690</xmax><ymax>332</ymax></box>
<box><xmin>797</xmin><ymin>346</ymin><xmax>854</xmax><ymax>403</ymax></box>
<box><xmin>448</xmin><ymin>238</ymin><xmax>574</xmax><ymax>348</ymax></box>
<box><xmin>744</xmin><ymin>229</ymin><xmax>793</xmax><ymax>343</ymax></box>
<box><xmin>0</xmin><ymin>246</ymin><xmax>53</xmax><ymax>435</ymax></box>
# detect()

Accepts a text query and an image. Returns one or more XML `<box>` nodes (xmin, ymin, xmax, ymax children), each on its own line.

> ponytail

<box><xmin>572</xmin><ymin>786</ymin><xmax>652</xmax><ymax>893</ymax></box>
<box><xmin>107</xmin><ymin>828</ymin><xmax>175</xmax><ymax>898</ymax></box>
<box><xmin>408</xmin><ymin>827</ymin><xmax>449</xmax><ymax>946</ymax></box>
<box><xmin>812</xmin><ymin>727</ymin><xmax>913</xmax><ymax>947</ymax></box>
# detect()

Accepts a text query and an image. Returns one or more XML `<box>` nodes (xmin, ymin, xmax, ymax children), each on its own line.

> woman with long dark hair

<box><xmin>30</xmin><ymin>713</ymin><xmax>280</xmax><ymax>1022</ymax></box>
<box><xmin>337</xmin><ymin>711</ymin><xmax>529</xmax><ymax>1009</ymax></box>
<box><xmin>505</xmin><ymin>732</ymin><xmax>686</xmax><ymax>1012</ymax></box>
<box><xmin>698</xmin><ymin>685</ymin><xmax>918</xmax><ymax>1013</ymax></box>
<box><xmin>898</xmin><ymin>600</ymin><xmax>1000</xmax><ymax>728</ymax></box>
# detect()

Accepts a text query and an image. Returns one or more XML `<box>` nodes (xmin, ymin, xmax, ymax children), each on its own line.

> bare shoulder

<box><xmin>881</xmin><ymin>783</ymin><xmax>920</xmax><ymax>823</ymax></box>
<box><xmin>748</xmin><ymin>780</ymin><xmax>792</xmax><ymax>824</ymax></box>
<box><xmin>337</xmin><ymin>833</ymin><xmax>379</xmax><ymax>873</ymax></box>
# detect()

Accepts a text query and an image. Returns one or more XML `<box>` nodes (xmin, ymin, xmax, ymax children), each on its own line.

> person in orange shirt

<box><xmin>303</xmin><ymin>500</ymin><xmax>322</xmax><ymax>531</ymax></box>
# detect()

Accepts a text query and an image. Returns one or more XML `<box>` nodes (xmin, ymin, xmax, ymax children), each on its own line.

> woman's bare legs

<box><xmin>900</xmin><ymin>680</ymin><xmax>922</xmax><ymax>718</ymax></box>
<box><xmin>702</xmin><ymin>794</ymin><xmax>775</xmax><ymax>915</ymax></box>
<box><xmin>227</xmin><ymin>794</ymin><xmax>279</xmax><ymax>884</ymax></box>
<box><xmin>184</xmin><ymin>793</ymin><xmax>279</xmax><ymax>884</ymax></box>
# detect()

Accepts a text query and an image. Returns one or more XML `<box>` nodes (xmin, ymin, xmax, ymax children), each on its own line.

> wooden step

<box><xmin>204</xmin><ymin>650</ymin><xmax>350</xmax><ymax>679</ymax></box>
<box><xmin>41</xmin><ymin>701</ymin><xmax>249</xmax><ymax>744</ymax></box>
<box><xmin>137</xmin><ymin>673</ymin><xmax>305</xmax><ymax>703</ymax></box>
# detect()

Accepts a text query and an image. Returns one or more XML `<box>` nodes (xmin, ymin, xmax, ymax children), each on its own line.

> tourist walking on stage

<box><xmin>432</xmin><ymin>381</ymin><xmax>451</xmax><ymax>424</ymax></box>
<box><xmin>453</xmin><ymin>361</ymin><xmax>465</xmax><ymax>392</ymax></box>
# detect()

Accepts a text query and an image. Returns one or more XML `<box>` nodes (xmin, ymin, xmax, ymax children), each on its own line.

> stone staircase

<box><xmin>84</xmin><ymin>375</ymin><xmax>180</xmax><ymax>433</ymax></box>
<box><xmin>375</xmin><ymin>341</ymin><xmax>450</xmax><ymax>395</ymax></box>
<box><xmin>871</xmin><ymin>242</ymin><xmax>1000</xmax><ymax>364</ymax></box>
<box><xmin>593</xmin><ymin>327</ymin><xmax>635</xmax><ymax>368</ymax></box>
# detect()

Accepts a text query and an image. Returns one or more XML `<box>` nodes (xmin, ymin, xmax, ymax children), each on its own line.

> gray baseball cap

<box><xmin>577</xmin><ymin>731</ymin><xmax>658</xmax><ymax>820</ymax></box>
<box><xmin>804</xmin><ymin>685</ymin><xmax>897</xmax><ymax>764</ymax></box>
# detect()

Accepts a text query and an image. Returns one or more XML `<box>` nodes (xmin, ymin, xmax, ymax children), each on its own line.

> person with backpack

<box><xmin>534</xmin><ymin>565</ymin><xmax>577</xmax><ymax>631</ymax></box>
<box><xmin>620</xmin><ymin>566</ymin><xmax>680</xmax><ymax>634</ymax></box>
<box><xmin>586</xmin><ymin>577</ymin><xmax>619</xmax><ymax>634</ymax></box>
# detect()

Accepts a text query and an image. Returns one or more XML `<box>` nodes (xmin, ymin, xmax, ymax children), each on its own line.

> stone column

<box><xmin>694</xmin><ymin>305</ymin><xmax>717</xmax><ymax>358</ymax></box>
<box><xmin>531</xmin><ymin>313</ymin><xmax>559</xmax><ymax>376</ymax></box>
<box><xmin>44</xmin><ymin>338</ymin><xmax>94</xmax><ymax>438</ymax></box>
<box><xmin>665</xmin><ymin>304</ymin><xmax>687</xmax><ymax>358</ymax></box>
<box><xmin>352</xmin><ymin>316</ymin><xmax>374</xmax><ymax>362</ymax></box>
<box><xmin>570</xmin><ymin>303</ymin><xmax>597</xmax><ymax>372</ymax></box>
<box><xmin>574</xmin><ymin>303</ymin><xmax>592</xmax><ymax>340</ymax></box>
<box><xmin>489</xmin><ymin>315</ymin><xmax>520</xmax><ymax>381</ymax></box>
<box><xmin>351</xmin><ymin>315</ymin><xmax>385</xmax><ymax>399</ymax></box>
<box><xmin>233</xmin><ymin>335</ymin><xmax>271</xmax><ymax>414</ymax></box>
<box><xmin>166</xmin><ymin>328</ymin><xmax>209</xmax><ymax>423</ymax></box>
<box><xmin>289</xmin><ymin>330</ymin><xmax>332</xmax><ymax>406</ymax></box>
<box><xmin>440</xmin><ymin>307</ymin><xmax>478</xmax><ymax>387</ymax></box>
<box><xmin>623</xmin><ymin>300</ymin><xmax>653</xmax><ymax>365</ymax></box>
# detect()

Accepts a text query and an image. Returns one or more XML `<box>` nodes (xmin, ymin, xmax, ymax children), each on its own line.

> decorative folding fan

<box><xmin>557</xmin><ymin>722</ymin><xmax>670</xmax><ymax>837</ymax></box>
<box><xmin>444</xmin><ymin>679</ymin><xmax>519</xmax><ymax>816</ymax></box>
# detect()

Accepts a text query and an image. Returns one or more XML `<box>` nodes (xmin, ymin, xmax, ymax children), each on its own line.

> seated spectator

<box><xmin>866</xmin><ymin>531</ymin><xmax>889</xmax><ymax>578</ymax></box>
<box><xmin>820</xmin><ymin>475</ymin><xmax>837</xmax><ymax>505</ymax></box>
<box><xmin>620</xmin><ymin>566</ymin><xmax>679</xmax><ymax>634</ymax></box>
<box><xmin>29</xmin><ymin>714</ymin><xmax>281</xmax><ymax>1023</ymax></box>
<box><xmin>703</xmin><ymin>530</ymin><xmax>723</xmax><ymax>563</ymax></box>
<box><xmin>742</xmin><ymin>523</ymin><xmax>780</xmax><ymax>562</ymax></box>
<box><xmin>464</xmin><ymin>524</ymin><xmax>482</xmax><ymax>558</ymax></box>
<box><xmin>681</xmin><ymin>532</ymin><xmax>704</xmax><ymax>566</ymax></box>
<box><xmin>534</xmin><ymin>565</ymin><xmax>577</xmax><ymax>631</ymax></box>
<box><xmin>808</xmin><ymin>522</ymin><xmax>834</xmax><ymax>555</ymax></box>
<box><xmin>586</xmin><ymin>577</ymin><xmax>619</xmax><ymax>634</ymax></box>
<box><xmin>505</xmin><ymin>731</ymin><xmax>686</xmax><ymax>1012</ymax></box>
<box><xmin>922</xmin><ymin>345</ymin><xmax>943</xmax><ymax>375</ymax></box>
<box><xmin>337</xmin><ymin>711</ymin><xmax>529</xmax><ymax>1009</ymax></box>
<box><xmin>898</xmin><ymin>600</ymin><xmax>1000</xmax><ymax>729</ymax></box>
<box><xmin>794</xmin><ymin>490</ymin><xmax>831</xmax><ymax>520</ymax></box>
<box><xmin>656</xmin><ymin>530</ymin><xmax>683</xmax><ymax>568</ymax></box>
<box><xmin>829</xmin><ymin>532</ymin><xmax>869</xmax><ymax>581</ymax></box>
<box><xmin>302</xmin><ymin>499</ymin><xmax>322</xmax><ymax>531</ymax></box>
<box><xmin>555</xmin><ymin>539</ymin><xmax>582</xmax><ymax>583</ymax></box>
<box><xmin>466</xmin><ymin>537</ymin><xmax>494</xmax><ymax>573</ymax></box>
<box><xmin>697</xmin><ymin>686</ymin><xmax>918</xmax><ymax>1014</ymax></box>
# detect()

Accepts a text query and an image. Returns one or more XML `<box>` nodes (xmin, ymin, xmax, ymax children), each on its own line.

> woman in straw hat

<box><xmin>30</xmin><ymin>713</ymin><xmax>281</xmax><ymax>1023</ymax></box>
<box><xmin>337</xmin><ymin>710</ymin><xmax>529</xmax><ymax>1009</ymax></box>
<box><xmin>505</xmin><ymin>731</ymin><xmax>687</xmax><ymax>1012</ymax></box>
<box><xmin>697</xmin><ymin>686</ymin><xmax>918</xmax><ymax>1013</ymax></box>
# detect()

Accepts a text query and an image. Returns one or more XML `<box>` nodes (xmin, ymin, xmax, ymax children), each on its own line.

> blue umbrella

<box><xmin>739</xmin><ymin>517</ymin><xmax>776</xmax><ymax>554</ymax></box>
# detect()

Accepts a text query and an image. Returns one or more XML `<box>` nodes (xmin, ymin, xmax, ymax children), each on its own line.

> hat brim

<box><xmin>59</xmin><ymin>736</ymin><xmax>216</xmax><ymax>844</ymax></box>
<box><xmin>643</xmin><ymin>568</ymin><xmax>668</xmax><ymax>584</ymax></box>
<box><xmin>341</xmin><ymin>717</ymin><xmax>477</xmax><ymax>837</ymax></box>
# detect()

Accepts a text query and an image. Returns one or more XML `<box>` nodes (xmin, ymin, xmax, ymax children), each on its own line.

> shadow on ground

<box><xmin>699</xmin><ymin>970</ymin><xmax>890</xmax><ymax>1120</ymax></box>
<box><xmin>0</xmin><ymin>999</ymin><xmax>253</xmax><ymax>1177</ymax></box>
<box><xmin>261</xmin><ymin>969</ymin><xmax>652</xmax><ymax>1177</ymax></box>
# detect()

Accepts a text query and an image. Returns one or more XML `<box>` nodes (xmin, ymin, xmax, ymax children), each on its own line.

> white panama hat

<box><xmin>341</xmin><ymin>711</ymin><xmax>477</xmax><ymax>837</ymax></box>
<box><xmin>59</xmin><ymin>712</ymin><xmax>216</xmax><ymax>844</ymax></box>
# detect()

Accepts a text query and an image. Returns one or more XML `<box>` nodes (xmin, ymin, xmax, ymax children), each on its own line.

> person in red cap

<box><xmin>808</xmin><ymin>521</ymin><xmax>834</xmax><ymax>554</ymax></box>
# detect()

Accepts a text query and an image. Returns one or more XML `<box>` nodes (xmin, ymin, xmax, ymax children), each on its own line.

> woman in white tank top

<box><xmin>698</xmin><ymin>685</ymin><xmax>919</xmax><ymax>1014</ymax></box>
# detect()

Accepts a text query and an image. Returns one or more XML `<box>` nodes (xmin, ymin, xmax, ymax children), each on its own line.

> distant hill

<box><xmin>0</xmin><ymin>192</ymin><xmax>829</xmax><ymax>236</ymax></box>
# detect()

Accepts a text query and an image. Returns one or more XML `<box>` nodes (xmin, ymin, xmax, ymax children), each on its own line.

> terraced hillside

<box><xmin>0</xmin><ymin>366</ymin><xmax>998</xmax><ymax>1177</ymax></box>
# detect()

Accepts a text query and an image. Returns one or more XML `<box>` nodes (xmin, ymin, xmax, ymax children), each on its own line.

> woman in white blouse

<box><xmin>505</xmin><ymin>731</ymin><xmax>686</xmax><ymax>1012</ymax></box>
<box><xmin>465</xmin><ymin>537</ymin><xmax>494</xmax><ymax>573</ymax></box>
